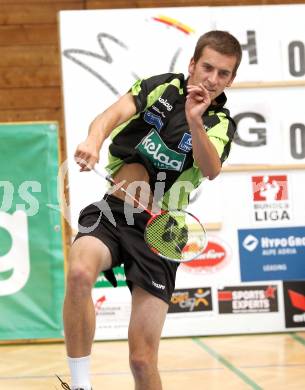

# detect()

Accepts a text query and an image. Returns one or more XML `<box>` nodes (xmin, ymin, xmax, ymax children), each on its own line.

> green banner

<box><xmin>95</xmin><ymin>266</ymin><xmax>127</xmax><ymax>288</ymax></box>
<box><xmin>0</xmin><ymin>122</ymin><xmax>65</xmax><ymax>340</ymax></box>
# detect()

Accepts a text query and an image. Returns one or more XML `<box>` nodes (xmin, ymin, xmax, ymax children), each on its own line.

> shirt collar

<box><xmin>212</xmin><ymin>92</ymin><xmax>227</xmax><ymax>108</ymax></box>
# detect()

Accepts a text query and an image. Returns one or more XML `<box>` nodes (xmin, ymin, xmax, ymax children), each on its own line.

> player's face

<box><xmin>188</xmin><ymin>46</ymin><xmax>236</xmax><ymax>101</ymax></box>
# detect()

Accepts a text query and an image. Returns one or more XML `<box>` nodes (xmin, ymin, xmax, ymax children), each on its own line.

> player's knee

<box><xmin>66</xmin><ymin>260</ymin><xmax>94</xmax><ymax>294</ymax></box>
<box><xmin>129</xmin><ymin>354</ymin><xmax>150</xmax><ymax>377</ymax></box>
<box><xmin>129</xmin><ymin>350</ymin><xmax>156</xmax><ymax>377</ymax></box>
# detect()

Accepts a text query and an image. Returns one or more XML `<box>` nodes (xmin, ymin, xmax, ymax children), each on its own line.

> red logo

<box><xmin>218</xmin><ymin>290</ymin><xmax>233</xmax><ymax>301</ymax></box>
<box><xmin>95</xmin><ymin>295</ymin><xmax>106</xmax><ymax>315</ymax></box>
<box><xmin>288</xmin><ymin>289</ymin><xmax>305</xmax><ymax>311</ymax></box>
<box><xmin>252</xmin><ymin>175</ymin><xmax>288</xmax><ymax>202</ymax></box>
<box><xmin>264</xmin><ymin>286</ymin><xmax>276</xmax><ymax>299</ymax></box>
<box><xmin>181</xmin><ymin>236</ymin><xmax>230</xmax><ymax>274</ymax></box>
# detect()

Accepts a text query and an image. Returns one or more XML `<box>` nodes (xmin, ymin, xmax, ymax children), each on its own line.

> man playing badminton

<box><xmin>59</xmin><ymin>30</ymin><xmax>242</xmax><ymax>390</ymax></box>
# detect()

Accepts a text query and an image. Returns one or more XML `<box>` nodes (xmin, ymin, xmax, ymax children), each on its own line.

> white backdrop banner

<box><xmin>59</xmin><ymin>5</ymin><xmax>305</xmax><ymax>230</ymax></box>
<box><xmin>59</xmin><ymin>5</ymin><xmax>305</xmax><ymax>339</ymax></box>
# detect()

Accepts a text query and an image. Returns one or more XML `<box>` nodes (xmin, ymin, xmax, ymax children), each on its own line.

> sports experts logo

<box><xmin>218</xmin><ymin>285</ymin><xmax>278</xmax><ymax>314</ymax></box>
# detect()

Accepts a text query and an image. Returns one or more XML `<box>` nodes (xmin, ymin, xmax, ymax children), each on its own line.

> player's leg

<box><xmin>63</xmin><ymin>235</ymin><xmax>112</xmax><ymax>357</ymax></box>
<box><xmin>128</xmin><ymin>286</ymin><xmax>168</xmax><ymax>390</ymax></box>
<box><xmin>62</xmin><ymin>235</ymin><xmax>112</xmax><ymax>390</ymax></box>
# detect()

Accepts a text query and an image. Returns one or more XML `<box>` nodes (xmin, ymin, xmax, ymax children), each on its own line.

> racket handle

<box><xmin>92</xmin><ymin>167</ymin><xmax>113</xmax><ymax>183</ymax></box>
<box><xmin>93</xmin><ymin>167</ymin><xmax>127</xmax><ymax>195</ymax></box>
<box><xmin>105</xmin><ymin>174</ymin><xmax>116</xmax><ymax>186</ymax></box>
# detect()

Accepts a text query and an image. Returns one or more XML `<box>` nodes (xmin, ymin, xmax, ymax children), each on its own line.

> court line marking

<box><xmin>0</xmin><ymin>367</ymin><xmax>225</xmax><ymax>381</ymax></box>
<box><xmin>192</xmin><ymin>337</ymin><xmax>263</xmax><ymax>390</ymax></box>
<box><xmin>290</xmin><ymin>332</ymin><xmax>305</xmax><ymax>347</ymax></box>
<box><xmin>1</xmin><ymin>362</ymin><xmax>305</xmax><ymax>382</ymax></box>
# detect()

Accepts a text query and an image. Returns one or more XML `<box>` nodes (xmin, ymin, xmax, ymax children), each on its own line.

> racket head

<box><xmin>144</xmin><ymin>209</ymin><xmax>207</xmax><ymax>263</ymax></box>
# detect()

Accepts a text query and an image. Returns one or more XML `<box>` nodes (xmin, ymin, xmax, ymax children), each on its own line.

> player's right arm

<box><xmin>75</xmin><ymin>92</ymin><xmax>137</xmax><ymax>171</ymax></box>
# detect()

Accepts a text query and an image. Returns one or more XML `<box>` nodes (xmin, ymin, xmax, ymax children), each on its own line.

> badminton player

<box><xmin>59</xmin><ymin>30</ymin><xmax>242</xmax><ymax>390</ymax></box>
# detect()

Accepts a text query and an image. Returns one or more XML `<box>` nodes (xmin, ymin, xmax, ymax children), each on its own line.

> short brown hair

<box><xmin>193</xmin><ymin>30</ymin><xmax>242</xmax><ymax>76</ymax></box>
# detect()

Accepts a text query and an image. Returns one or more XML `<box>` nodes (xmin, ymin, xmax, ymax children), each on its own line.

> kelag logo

<box><xmin>218</xmin><ymin>285</ymin><xmax>278</xmax><ymax>314</ymax></box>
<box><xmin>168</xmin><ymin>287</ymin><xmax>212</xmax><ymax>313</ymax></box>
<box><xmin>251</xmin><ymin>175</ymin><xmax>291</xmax><ymax>223</ymax></box>
<box><xmin>238</xmin><ymin>227</ymin><xmax>305</xmax><ymax>282</ymax></box>
<box><xmin>136</xmin><ymin>129</ymin><xmax>186</xmax><ymax>171</ymax></box>
<box><xmin>283</xmin><ymin>281</ymin><xmax>305</xmax><ymax>328</ymax></box>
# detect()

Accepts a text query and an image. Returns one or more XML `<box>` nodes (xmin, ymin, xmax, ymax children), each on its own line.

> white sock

<box><xmin>67</xmin><ymin>355</ymin><xmax>91</xmax><ymax>390</ymax></box>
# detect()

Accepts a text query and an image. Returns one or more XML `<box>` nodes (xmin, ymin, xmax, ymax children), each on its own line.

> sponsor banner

<box><xmin>224</xmin><ymin>91</ymin><xmax>283</xmax><ymax>165</ymax></box>
<box><xmin>94</xmin><ymin>266</ymin><xmax>126</xmax><ymax>288</ymax></box>
<box><xmin>282</xmin><ymin>110</ymin><xmax>305</xmax><ymax>164</ymax></box>
<box><xmin>93</xmin><ymin>288</ymin><xmax>131</xmax><ymax>339</ymax></box>
<box><xmin>168</xmin><ymin>287</ymin><xmax>212</xmax><ymax>313</ymax></box>
<box><xmin>283</xmin><ymin>281</ymin><xmax>305</xmax><ymax>328</ymax></box>
<box><xmin>0</xmin><ymin>123</ymin><xmax>65</xmax><ymax>340</ymax></box>
<box><xmin>251</xmin><ymin>175</ymin><xmax>291</xmax><ymax>224</ymax></box>
<box><xmin>238</xmin><ymin>226</ymin><xmax>305</xmax><ymax>282</ymax></box>
<box><xmin>226</xmin><ymin>87</ymin><xmax>305</xmax><ymax>166</ymax></box>
<box><xmin>60</xmin><ymin>5</ymin><xmax>305</xmax><ymax>229</ymax></box>
<box><xmin>179</xmin><ymin>235</ymin><xmax>231</xmax><ymax>275</ymax></box>
<box><xmin>218</xmin><ymin>285</ymin><xmax>278</xmax><ymax>314</ymax></box>
<box><xmin>60</xmin><ymin>5</ymin><xmax>305</xmax><ymax>339</ymax></box>
<box><xmin>59</xmin><ymin>7</ymin><xmax>212</xmax><ymax>230</ymax></box>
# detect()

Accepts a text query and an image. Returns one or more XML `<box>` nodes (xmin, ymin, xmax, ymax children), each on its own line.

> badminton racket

<box><xmin>92</xmin><ymin>166</ymin><xmax>207</xmax><ymax>263</ymax></box>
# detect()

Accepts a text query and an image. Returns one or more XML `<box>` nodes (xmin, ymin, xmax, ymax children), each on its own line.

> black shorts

<box><xmin>75</xmin><ymin>194</ymin><xmax>179</xmax><ymax>304</ymax></box>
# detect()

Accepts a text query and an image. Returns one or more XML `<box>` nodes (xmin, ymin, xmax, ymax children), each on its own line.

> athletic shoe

<box><xmin>55</xmin><ymin>375</ymin><xmax>92</xmax><ymax>390</ymax></box>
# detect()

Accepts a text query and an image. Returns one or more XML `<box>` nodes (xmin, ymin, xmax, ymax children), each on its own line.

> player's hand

<box><xmin>185</xmin><ymin>83</ymin><xmax>211</xmax><ymax>123</ymax></box>
<box><xmin>74</xmin><ymin>140</ymin><xmax>100</xmax><ymax>171</ymax></box>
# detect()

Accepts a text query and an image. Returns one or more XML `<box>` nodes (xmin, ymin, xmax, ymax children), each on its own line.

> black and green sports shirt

<box><xmin>105</xmin><ymin>72</ymin><xmax>236</xmax><ymax>209</ymax></box>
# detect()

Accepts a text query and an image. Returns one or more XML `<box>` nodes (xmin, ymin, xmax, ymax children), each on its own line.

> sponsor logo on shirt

<box><xmin>143</xmin><ymin>110</ymin><xmax>164</xmax><ymax>132</ymax></box>
<box><xmin>151</xmin><ymin>105</ymin><xmax>166</xmax><ymax>118</ymax></box>
<box><xmin>178</xmin><ymin>133</ymin><xmax>192</xmax><ymax>152</ymax></box>
<box><xmin>136</xmin><ymin>129</ymin><xmax>186</xmax><ymax>171</ymax></box>
<box><xmin>158</xmin><ymin>97</ymin><xmax>173</xmax><ymax>111</ymax></box>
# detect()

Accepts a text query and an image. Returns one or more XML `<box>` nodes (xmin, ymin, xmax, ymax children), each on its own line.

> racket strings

<box><xmin>145</xmin><ymin>211</ymin><xmax>206</xmax><ymax>262</ymax></box>
<box><xmin>146</xmin><ymin>213</ymin><xmax>187</xmax><ymax>259</ymax></box>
